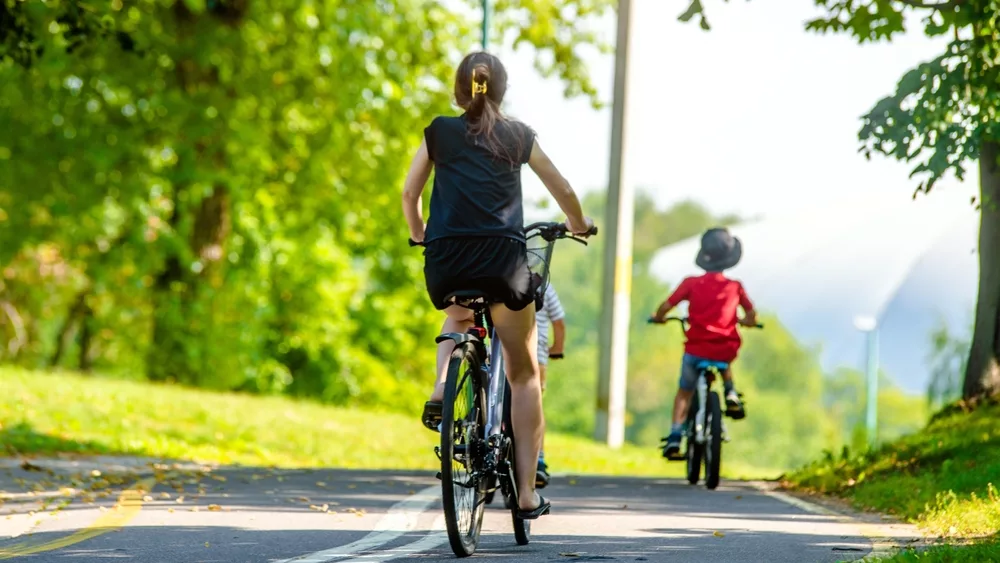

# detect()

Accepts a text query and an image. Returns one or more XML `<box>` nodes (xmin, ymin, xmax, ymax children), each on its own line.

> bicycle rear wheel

<box><xmin>685</xmin><ymin>402</ymin><xmax>703</xmax><ymax>485</ymax></box>
<box><xmin>441</xmin><ymin>343</ymin><xmax>488</xmax><ymax>557</ymax></box>
<box><xmin>500</xmin><ymin>380</ymin><xmax>531</xmax><ymax>545</ymax></box>
<box><xmin>705</xmin><ymin>392</ymin><xmax>723</xmax><ymax>490</ymax></box>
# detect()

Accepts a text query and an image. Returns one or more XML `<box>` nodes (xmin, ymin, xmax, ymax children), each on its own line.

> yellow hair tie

<box><xmin>471</xmin><ymin>71</ymin><xmax>488</xmax><ymax>98</ymax></box>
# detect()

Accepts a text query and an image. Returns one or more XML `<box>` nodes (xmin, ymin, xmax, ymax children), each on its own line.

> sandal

<box><xmin>515</xmin><ymin>494</ymin><xmax>551</xmax><ymax>520</ymax></box>
<box><xmin>421</xmin><ymin>401</ymin><xmax>442</xmax><ymax>431</ymax></box>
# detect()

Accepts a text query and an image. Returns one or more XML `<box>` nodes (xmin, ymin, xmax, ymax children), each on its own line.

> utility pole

<box><xmin>595</xmin><ymin>0</ymin><xmax>635</xmax><ymax>448</ymax></box>
<box><xmin>481</xmin><ymin>0</ymin><xmax>490</xmax><ymax>50</ymax></box>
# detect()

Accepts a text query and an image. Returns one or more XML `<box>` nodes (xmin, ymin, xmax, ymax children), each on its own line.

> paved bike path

<box><xmin>0</xmin><ymin>461</ymin><xmax>920</xmax><ymax>562</ymax></box>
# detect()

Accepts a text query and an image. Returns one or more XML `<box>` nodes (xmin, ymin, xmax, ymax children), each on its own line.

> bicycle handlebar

<box><xmin>524</xmin><ymin>221</ymin><xmax>599</xmax><ymax>246</ymax></box>
<box><xmin>647</xmin><ymin>316</ymin><xmax>764</xmax><ymax>329</ymax></box>
<box><xmin>408</xmin><ymin>222</ymin><xmax>598</xmax><ymax>248</ymax></box>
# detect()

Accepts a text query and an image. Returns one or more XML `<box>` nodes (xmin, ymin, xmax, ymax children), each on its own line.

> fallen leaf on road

<box><xmin>168</xmin><ymin>508</ymin><xmax>175</xmax><ymax>513</ymax></box>
<box><xmin>190</xmin><ymin>507</ymin><xmax>200</xmax><ymax>512</ymax></box>
<box><xmin>205</xmin><ymin>542</ymin><xmax>210</xmax><ymax>548</ymax></box>
<box><xmin>713</xmin><ymin>531</ymin><xmax>725</xmax><ymax>537</ymax></box>
<box><xmin>208</xmin><ymin>504</ymin><xmax>222</xmax><ymax>511</ymax></box>
<box><xmin>316</xmin><ymin>481</ymin><xmax>327</xmax><ymax>488</ymax></box>
<box><xmin>160</xmin><ymin>492</ymin><xmax>171</xmax><ymax>499</ymax></box>
<box><xmin>20</xmin><ymin>461</ymin><xmax>43</xmax><ymax>472</ymax></box>
<box><xmin>297</xmin><ymin>496</ymin><xmax>311</xmax><ymax>503</ymax></box>
<box><xmin>559</xmin><ymin>553</ymin><xmax>580</xmax><ymax>557</ymax></box>
<box><xmin>176</xmin><ymin>496</ymin><xmax>185</xmax><ymax>504</ymax></box>
<box><xmin>90</xmin><ymin>470</ymin><xmax>102</xmax><ymax>478</ymax></box>
<box><xmin>347</xmin><ymin>484</ymin><xmax>356</xmax><ymax>489</ymax></box>
<box><xmin>568</xmin><ymin>479</ymin><xmax>577</xmax><ymax>485</ymax></box>
<box><xmin>143</xmin><ymin>496</ymin><xmax>153</xmax><ymax>502</ymax></box>
<box><xmin>734</xmin><ymin>495</ymin><xmax>742</xmax><ymax>500</ymax></box>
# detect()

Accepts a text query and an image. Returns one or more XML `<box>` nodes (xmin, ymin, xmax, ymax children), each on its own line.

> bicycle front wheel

<box><xmin>441</xmin><ymin>343</ymin><xmax>488</xmax><ymax>557</ymax></box>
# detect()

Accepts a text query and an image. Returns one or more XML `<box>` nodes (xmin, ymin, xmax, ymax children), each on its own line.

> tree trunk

<box><xmin>147</xmin><ymin>185</ymin><xmax>230</xmax><ymax>383</ymax></box>
<box><xmin>50</xmin><ymin>290</ymin><xmax>88</xmax><ymax>368</ymax></box>
<box><xmin>78</xmin><ymin>298</ymin><xmax>94</xmax><ymax>372</ymax></box>
<box><xmin>963</xmin><ymin>139</ymin><xmax>1000</xmax><ymax>401</ymax></box>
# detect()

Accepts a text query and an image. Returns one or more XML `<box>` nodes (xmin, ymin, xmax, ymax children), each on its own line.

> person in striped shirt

<box><xmin>534</xmin><ymin>281</ymin><xmax>565</xmax><ymax>489</ymax></box>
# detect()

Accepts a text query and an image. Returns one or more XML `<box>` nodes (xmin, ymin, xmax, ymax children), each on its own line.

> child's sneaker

<box><xmin>725</xmin><ymin>390</ymin><xmax>746</xmax><ymax>419</ymax></box>
<box><xmin>660</xmin><ymin>433</ymin><xmax>684</xmax><ymax>460</ymax></box>
<box><xmin>535</xmin><ymin>460</ymin><xmax>550</xmax><ymax>489</ymax></box>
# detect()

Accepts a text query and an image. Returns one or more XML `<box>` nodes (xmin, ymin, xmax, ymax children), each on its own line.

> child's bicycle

<box><xmin>647</xmin><ymin>316</ymin><xmax>763</xmax><ymax>490</ymax></box>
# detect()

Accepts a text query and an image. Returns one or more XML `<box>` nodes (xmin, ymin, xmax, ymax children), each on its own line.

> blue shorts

<box><xmin>678</xmin><ymin>354</ymin><xmax>731</xmax><ymax>391</ymax></box>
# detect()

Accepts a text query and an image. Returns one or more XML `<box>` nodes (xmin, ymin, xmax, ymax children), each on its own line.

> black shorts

<box><xmin>423</xmin><ymin>236</ymin><xmax>534</xmax><ymax>311</ymax></box>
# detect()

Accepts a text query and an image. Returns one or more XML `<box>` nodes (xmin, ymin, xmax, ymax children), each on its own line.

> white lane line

<box><xmin>757</xmin><ymin>488</ymin><xmax>841</xmax><ymax>517</ymax></box>
<box><xmin>275</xmin><ymin>485</ymin><xmax>440</xmax><ymax>563</ymax></box>
<box><xmin>339</xmin><ymin>515</ymin><xmax>447</xmax><ymax>562</ymax></box>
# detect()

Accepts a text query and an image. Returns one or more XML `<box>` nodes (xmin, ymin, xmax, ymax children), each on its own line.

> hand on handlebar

<box><xmin>647</xmin><ymin>315</ymin><xmax>667</xmax><ymax>324</ymax></box>
<box><xmin>566</xmin><ymin>216</ymin><xmax>596</xmax><ymax>238</ymax></box>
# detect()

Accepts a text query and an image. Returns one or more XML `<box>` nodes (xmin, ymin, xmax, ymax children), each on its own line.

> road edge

<box><xmin>747</xmin><ymin>481</ymin><xmax>924</xmax><ymax>561</ymax></box>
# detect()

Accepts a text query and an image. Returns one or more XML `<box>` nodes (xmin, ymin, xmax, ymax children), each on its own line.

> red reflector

<box><xmin>471</xmin><ymin>327</ymin><xmax>487</xmax><ymax>339</ymax></box>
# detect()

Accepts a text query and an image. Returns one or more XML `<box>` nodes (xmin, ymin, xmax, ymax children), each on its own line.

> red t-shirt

<box><xmin>666</xmin><ymin>272</ymin><xmax>754</xmax><ymax>363</ymax></box>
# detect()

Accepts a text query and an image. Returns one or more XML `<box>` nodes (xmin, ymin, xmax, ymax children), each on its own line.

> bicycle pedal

<box><xmin>435</xmin><ymin>472</ymin><xmax>442</xmax><ymax>481</ymax></box>
<box><xmin>433</xmin><ymin>446</ymin><xmax>442</xmax><ymax>460</ymax></box>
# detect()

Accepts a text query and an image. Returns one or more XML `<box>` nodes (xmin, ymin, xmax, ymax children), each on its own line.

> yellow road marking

<box><xmin>0</xmin><ymin>477</ymin><xmax>154</xmax><ymax>560</ymax></box>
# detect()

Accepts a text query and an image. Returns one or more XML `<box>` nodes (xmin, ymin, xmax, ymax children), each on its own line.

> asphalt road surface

<box><xmin>0</xmin><ymin>458</ymin><xmax>920</xmax><ymax>562</ymax></box>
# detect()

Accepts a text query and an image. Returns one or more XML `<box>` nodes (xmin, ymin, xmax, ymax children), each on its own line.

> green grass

<box><xmin>878</xmin><ymin>538</ymin><xmax>1000</xmax><ymax>562</ymax></box>
<box><xmin>0</xmin><ymin>367</ymin><xmax>774</xmax><ymax>479</ymax></box>
<box><xmin>783</xmin><ymin>398</ymin><xmax>1000</xmax><ymax>561</ymax></box>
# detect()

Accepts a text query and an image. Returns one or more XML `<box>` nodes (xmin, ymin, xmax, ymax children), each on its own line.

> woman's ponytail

<box><xmin>454</xmin><ymin>52</ymin><xmax>521</xmax><ymax>165</ymax></box>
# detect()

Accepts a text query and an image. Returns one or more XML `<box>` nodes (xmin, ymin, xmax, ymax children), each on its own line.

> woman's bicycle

<box><xmin>414</xmin><ymin>221</ymin><xmax>596</xmax><ymax>557</ymax></box>
<box><xmin>647</xmin><ymin>316</ymin><xmax>762</xmax><ymax>490</ymax></box>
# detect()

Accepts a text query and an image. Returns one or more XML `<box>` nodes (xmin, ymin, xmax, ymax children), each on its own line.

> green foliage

<box><xmin>0</xmin><ymin>0</ymin><xmax>611</xmax><ymax>410</ymax></box>
<box><xmin>785</xmin><ymin>397</ymin><xmax>1000</xmax><ymax>537</ymax></box>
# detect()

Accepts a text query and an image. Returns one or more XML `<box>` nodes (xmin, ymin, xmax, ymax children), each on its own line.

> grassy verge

<box><xmin>0</xmin><ymin>367</ymin><xmax>776</xmax><ymax>479</ymax></box>
<box><xmin>783</xmin><ymin>398</ymin><xmax>1000</xmax><ymax>561</ymax></box>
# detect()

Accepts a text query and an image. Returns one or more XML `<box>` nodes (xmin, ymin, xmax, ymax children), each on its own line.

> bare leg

<box><xmin>429</xmin><ymin>306</ymin><xmax>474</xmax><ymax>403</ymax></box>
<box><xmin>539</xmin><ymin>363</ymin><xmax>547</xmax><ymax>459</ymax></box>
<box><xmin>490</xmin><ymin>302</ymin><xmax>544</xmax><ymax>511</ymax></box>
<box><xmin>672</xmin><ymin>388</ymin><xmax>695</xmax><ymax>426</ymax></box>
<box><xmin>721</xmin><ymin>366</ymin><xmax>734</xmax><ymax>386</ymax></box>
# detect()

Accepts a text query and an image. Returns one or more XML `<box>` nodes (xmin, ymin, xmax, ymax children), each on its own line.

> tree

<box><xmin>680</xmin><ymin>0</ymin><xmax>1000</xmax><ymax>402</ymax></box>
<box><xmin>0</xmin><ymin>0</ymin><xmax>615</xmax><ymax>407</ymax></box>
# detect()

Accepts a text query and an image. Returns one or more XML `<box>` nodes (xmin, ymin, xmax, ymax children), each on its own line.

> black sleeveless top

<box><xmin>423</xmin><ymin>115</ymin><xmax>536</xmax><ymax>243</ymax></box>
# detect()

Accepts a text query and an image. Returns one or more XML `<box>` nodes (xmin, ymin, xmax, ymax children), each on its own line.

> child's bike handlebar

<box><xmin>647</xmin><ymin>316</ymin><xmax>764</xmax><ymax>329</ymax></box>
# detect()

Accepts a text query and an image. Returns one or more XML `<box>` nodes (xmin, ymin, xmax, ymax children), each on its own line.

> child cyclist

<box><xmin>650</xmin><ymin>227</ymin><xmax>758</xmax><ymax>460</ymax></box>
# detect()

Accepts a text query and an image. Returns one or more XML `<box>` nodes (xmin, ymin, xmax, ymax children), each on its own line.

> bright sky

<box><xmin>495</xmin><ymin>0</ymin><xmax>978</xmax><ymax>220</ymax></box>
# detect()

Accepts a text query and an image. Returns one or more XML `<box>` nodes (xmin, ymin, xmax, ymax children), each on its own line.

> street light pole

<box><xmin>854</xmin><ymin>315</ymin><xmax>880</xmax><ymax>449</ymax></box>
<box><xmin>595</xmin><ymin>0</ymin><xmax>635</xmax><ymax>448</ymax></box>
<box><xmin>481</xmin><ymin>0</ymin><xmax>490</xmax><ymax>50</ymax></box>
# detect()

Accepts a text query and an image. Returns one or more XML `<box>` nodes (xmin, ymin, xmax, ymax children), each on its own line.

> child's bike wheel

<box><xmin>704</xmin><ymin>392</ymin><xmax>723</xmax><ymax>490</ymax></box>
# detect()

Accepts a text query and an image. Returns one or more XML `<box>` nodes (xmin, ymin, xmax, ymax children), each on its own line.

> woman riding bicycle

<box><xmin>401</xmin><ymin>52</ymin><xmax>594</xmax><ymax>518</ymax></box>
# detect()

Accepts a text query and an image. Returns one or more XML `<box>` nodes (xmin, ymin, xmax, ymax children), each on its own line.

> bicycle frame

<box><xmin>691</xmin><ymin>368</ymin><xmax>729</xmax><ymax>445</ymax></box>
<box><xmin>483</xmin><ymin>324</ymin><xmax>506</xmax><ymax>441</ymax></box>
